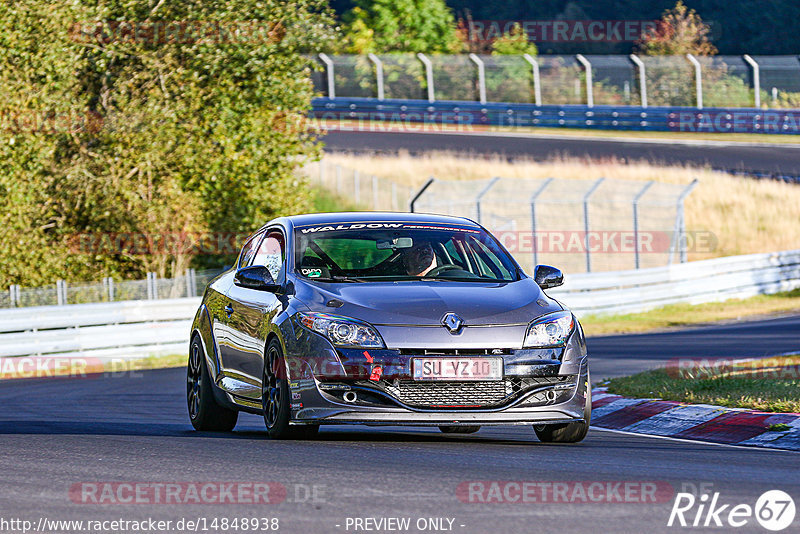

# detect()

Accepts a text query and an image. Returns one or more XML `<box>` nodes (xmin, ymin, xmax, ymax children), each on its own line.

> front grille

<box><xmin>384</xmin><ymin>381</ymin><xmax>508</xmax><ymax>407</ymax></box>
<box><xmin>380</xmin><ymin>376</ymin><xmax>575</xmax><ymax>408</ymax></box>
<box><xmin>397</xmin><ymin>348</ymin><xmax>512</xmax><ymax>356</ymax></box>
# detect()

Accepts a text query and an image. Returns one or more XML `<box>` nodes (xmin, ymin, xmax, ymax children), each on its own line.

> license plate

<box><xmin>411</xmin><ymin>357</ymin><xmax>503</xmax><ymax>381</ymax></box>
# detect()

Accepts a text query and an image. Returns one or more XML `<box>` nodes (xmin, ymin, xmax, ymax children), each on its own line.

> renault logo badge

<box><xmin>441</xmin><ymin>312</ymin><xmax>464</xmax><ymax>334</ymax></box>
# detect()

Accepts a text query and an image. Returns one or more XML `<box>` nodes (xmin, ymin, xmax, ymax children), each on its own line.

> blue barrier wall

<box><xmin>311</xmin><ymin>97</ymin><xmax>800</xmax><ymax>135</ymax></box>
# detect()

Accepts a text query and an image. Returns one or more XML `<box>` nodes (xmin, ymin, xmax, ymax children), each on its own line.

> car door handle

<box><xmin>224</xmin><ymin>304</ymin><xmax>234</xmax><ymax>317</ymax></box>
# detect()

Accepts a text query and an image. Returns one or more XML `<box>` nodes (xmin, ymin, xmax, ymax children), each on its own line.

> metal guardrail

<box><xmin>0</xmin><ymin>250</ymin><xmax>797</xmax><ymax>360</ymax></box>
<box><xmin>0</xmin><ymin>298</ymin><xmax>200</xmax><ymax>360</ymax></box>
<box><xmin>312</xmin><ymin>96</ymin><xmax>800</xmax><ymax>137</ymax></box>
<box><xmin>550</xmin><ymin>249</ymin><xmax>800</xmax><ymax>316</ymax></box>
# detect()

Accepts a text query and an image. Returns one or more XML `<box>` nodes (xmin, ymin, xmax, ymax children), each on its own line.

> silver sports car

<box><xmin>187</xmin><ymin>212</ymin><xmax>590</xmax><ymax>442</ymax></box>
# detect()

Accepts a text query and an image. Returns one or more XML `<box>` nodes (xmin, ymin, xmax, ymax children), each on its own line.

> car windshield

<box><xmin>294</xmin><ymin>222</ymin><xmax>519</xmax><ymax>282</ymax></box>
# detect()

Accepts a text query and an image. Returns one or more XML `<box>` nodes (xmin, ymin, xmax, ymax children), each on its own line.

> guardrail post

<box><xmin>583</xmin><ymin>178</ymin><xmax>605</xmax><ymax>272</ymax></box>
<box><xmin>632</xmin><ymin>181</ymin><xmax>655</xmax><ymax>269</ymax></box>
<box><xmin>575</xmin><ymin>54</ymin><xmax>594</xmax><ymax>108</ymax></box>
<box><xmin>529</xmin><ymin>178</ymin><xmax>554</xmax><ymax>268</ymax></box>
<box><xmin>475</xmin><ymin>176</ymin><xmax>500</xmax><ymax>223</ymax></box>
<box><xmin>668</xmin><ymin>179</ymin><xmax>699</xmax><ymax>264</ymax></box>
<box><xmin>523</xmin><ymin>54</ymin><xmax>542</xmax><ymax>106</ymax></box>
<box><xmin>318</xmin><ymin>53</ymin><xmax>335</xmax><ymax>99</ymax></box>
<box><xmin>743</xmin><ymin>54</ymin><xmax>761</xmax><ymax>108</ymax></box>
<box><xmin>469</xmin><ymin>53</ymin><xmax>487</xmax><ymax>104</ymax></box>
<box><xmin>367</xmin><ymin>53</ymin><xmax>385</xmax><ymax>101</ymax></box>
<box><xmin>409</xmin><ymin>177</ymin><xmax>435</xmax><ymax>213</ymax></box>
<box><xmin>686</xmin><ymin>54</ymin><xmax>703</xmax><ymax>109</ymax></box>
<box><xmin>417</xmin><ymin>53</ymin><xmax>435</xmax><ymax>103</ymax></box>
<box><xmin>629</xmin><ymin>54</ymin><xmax>648</xmax><ymax>108</ymax></box>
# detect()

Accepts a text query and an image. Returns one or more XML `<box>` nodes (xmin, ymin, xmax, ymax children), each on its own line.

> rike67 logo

<box><xmin>668</xmin><ymin>490</ymin><xmax>796</xmax><ymax>531</ymax></box>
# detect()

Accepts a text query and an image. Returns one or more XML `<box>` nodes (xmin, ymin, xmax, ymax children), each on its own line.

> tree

<box><xmin>637</xmin><ymin>1</ymin><xmax>717</xmax><ymax>57</ymax></box>
<box><xmin>343</xmin><ymin>0</ymin><xmax>461</xmax><ymax>54</ymax></box>
<box><xmin>492</xmin><ymin>23</ymin><xmax>538</xmax><ymax>56</ymax></box>
<box><xmin>0</xmin><ymin>0</ymin><xmax>335</xmax><ymax>287</ymax></box>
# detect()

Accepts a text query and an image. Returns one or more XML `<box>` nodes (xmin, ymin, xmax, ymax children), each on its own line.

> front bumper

<box><xmin>283</xmin><ymin>318</ymin><xmax>589</xmax><ymax>426</ymax></box>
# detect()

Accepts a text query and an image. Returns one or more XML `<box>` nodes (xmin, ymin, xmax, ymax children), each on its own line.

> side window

<box><xmin>238</xmin><ymin>231</ymin><xmax>264</xmax><ymax>269</ymax></box>
<box><xmin>251</xmin><ymin>232</ymin><xmax>285</xmax><ymax>281</ymax></box>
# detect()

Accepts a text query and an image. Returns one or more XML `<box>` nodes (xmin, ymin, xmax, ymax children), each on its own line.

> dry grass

<box><xmin>324</xmin><ymin>152</ymin><xmax>800</xmax><ymax>260</ymax></box>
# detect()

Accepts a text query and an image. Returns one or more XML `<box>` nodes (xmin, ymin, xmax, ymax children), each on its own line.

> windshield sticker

<box><xmin>298</xmin><ymin>223</ymin><xmax>480</xmax><ymax>234</ymax></box>
<box><xmin>301</xmin><ymin>268</ymin><xmax>322</xmax><ymax>278</ymax></box>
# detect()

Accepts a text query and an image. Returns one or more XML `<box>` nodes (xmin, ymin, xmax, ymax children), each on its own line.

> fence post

<box><xmin>318</xmin><ymin>53</ymin><xmax>335</xmax><ymax>99</ymax></box>
<box><xmin>743</xmin><ymin>54</ymin><xmax>761</xmax><ymax>108</ymax></box>
<box><xmin>523</xmin><ymin>53</ymin><xmax>541</xmax><ymax>106</ymax></box>
<box><xmin>575</xmin><ymin>54</ymin><xmax>594</xmax><ymax>108</ymax></box>
<box><xmin>372</xmin><ymin>175</ymin><xmax>379</xmax><ymax>211</ymax></box>
<box><xmin>475</xmin><ymin>176</ymin><xmax>500</xmax><ymax>223</ymax></box>
<box><xmin>583</xmin><ymin>178</ymin><xmax>605</xmax><ymax>272</ymax></box>
<box><xmin>9</xmin><ymin>284</ymin><xmax>20</xmax><ymax>307</ymax></box>
<box><xmin>417</xmin><ymin>53</ymin><xmax>435</xmax><ymax>103</ymax></box>
<box><xmin>185</xmin><ymin>270</ymin><xmax>193</xmax><ymax>298</ymax></box>
<box><xmin>354</xmin><ymin>170</ymin><xmax>360</xmax><ymax>204</ymax></box>
<box><xmin>469</xmin><ymin>53</ymin><xmax>487</xmax><ymax>104</ymax></box>
<box><xmin>668</xmin><ymin>179</ymin><xmax>699</xmax><ymax>264</ymax></box>
<box><xmin>529</xmin><ymin>178</ymin><xmax>554</xmax><ymax>269</ymax></box>
<box><xmin>107</xmin><ymin>278</ymin><xmax>115</xmax><ymax>302</ymax></box>
<box><xmin>632</xmin><ymin>181</ymin><xmax>655</xmax><ymax>269</ymax></box>
<box><xmin>686</xmin><ymin>54</ymin><xmax>703</xmax><ymax>109</ymax></box>
<box><xmin>409</xmin><ymin>177</ymin><xmax>435</xmax><ymax>213</ymax></box>
<box><xmin>190</xmin><ymin>268</ymin><xmax>197</xmax><ymax>297</ymax></box>
<box><xmin>146</xmin><ymin>272</ymin><xmax>157</xmax><ymax>300</ymax></box>
<box><xmin>391</xmin><ymin>182</ymin><xmax>397</xmax><ymax>211</ymax></box>
<box><xmin>56</xmin><ymin>280</ymin><xmax>66</xmax><ymax>305</ymax></box>
<box><xmin>318</xmin><ymin>159</ymin><xmax>325</xmax><ymax>186</ymax></box>
<box><xmin>367</xmin><ymin>53</ymin><xmax>385</xmax><ymax>101</ymax></box>
<box><xmin>335</xmin><ymin>165</ymin><xmax>342</xmax><ymax>195</ymax></box>
<box><xmin>629</xmin><ymin>54</ymin><xmax>648</xmax><ymax>108</ymax></box>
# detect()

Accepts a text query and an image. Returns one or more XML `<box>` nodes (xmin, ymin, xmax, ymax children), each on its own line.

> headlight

<box><xmin>523</xmin><ymin>311</ymin><xmax>574</xmax><ymax>348</ymax></box>
<box><xmin>295</xmin><ymin>312</ymin><xmax>384</xmax><ymax>348</ymax></box>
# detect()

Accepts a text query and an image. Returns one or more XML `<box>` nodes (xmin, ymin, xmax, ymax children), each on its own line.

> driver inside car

<box><xmin>401</xmin><ymin>241</ymin><xmax>438</xmax><ymax>276</ymax></box>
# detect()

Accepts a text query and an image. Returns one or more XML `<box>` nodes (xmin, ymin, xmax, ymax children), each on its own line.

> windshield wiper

<box><xmin>305</xmin><ymin>275</ymin><xmax>366</xmax><ymax>283</ymax></box>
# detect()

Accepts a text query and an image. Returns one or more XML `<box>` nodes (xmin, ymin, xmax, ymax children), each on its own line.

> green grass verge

<box><xmin>311</xmin><ymin>186</ymin><xmax>359</xmax><ymax>213</ymax></box>
<box><xmin>581</xmin><ymin>288</ymin><xmax>800</xmax><ymax>336</ymax></box>
<box><xmin>604</xmin><ymin>355</ymin><xmax>800</xmax><ymax>413</ymax></box>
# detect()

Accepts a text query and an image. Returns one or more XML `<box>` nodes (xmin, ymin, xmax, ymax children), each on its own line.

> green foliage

<box><xmin>0</xmin><ymin>1</ymin><xmax>335</xmax><ymax>286</ymax></box>
<box><xmin>491</xmin><ymin>23</ymin><xmax>537</xmax><ymax>57</ymax></box>
<box><xmin>342</xmin><ymin>0</ymin><xmax>461</xmax><ymax>54</ymax></box>
<box><xmin>638</xmin><ymin>1</ymin><xmax>717</xmax><ymax>57</ymax></box>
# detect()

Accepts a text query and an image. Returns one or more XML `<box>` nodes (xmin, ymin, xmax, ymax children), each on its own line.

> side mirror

<box><xmin>533</xmin><ymin>265</ymin><xmax>563</xmax><ymax>289</ymax></box>
<box><xmin>234</xmin><ymin>266</ymin><xmax>281</xmax><ymax>292</ymax></box>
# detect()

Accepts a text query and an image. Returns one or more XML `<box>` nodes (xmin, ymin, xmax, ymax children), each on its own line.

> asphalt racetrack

<box><xmin>322</xmin><ymin>129</ymin><xmax>800</xmax><ymax>176</ymax></box>
<box><xmin>1</xmin><ymin>315</ymin><xmax>798</xmax><ymax>533</ymax></box>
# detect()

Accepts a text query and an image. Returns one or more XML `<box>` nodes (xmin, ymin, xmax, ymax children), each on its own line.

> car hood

<box><xmin>293</xmin><ymin>277</ymin><xmax>563</xmax><ymax>326</ymax></box>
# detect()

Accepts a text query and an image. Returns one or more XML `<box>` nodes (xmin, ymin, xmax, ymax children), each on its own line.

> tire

<box><xmin>439</xmin><ymin>425</ymin><xmax>481</xmax><ymax>434</ymax></box>
<box><xmin>187</xmin><ymin>336</ymin><xmax>238</xmax><ymax>432</ymax></box>
<box><xmin>262</xmin><ymin>338</ymin><xmax>319</xmax><ymax>440</ymax></box>
<box><xmin>533</xmin><ymin>379</ymin><xmax>591</xmax><ymax>444</ymax></box>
